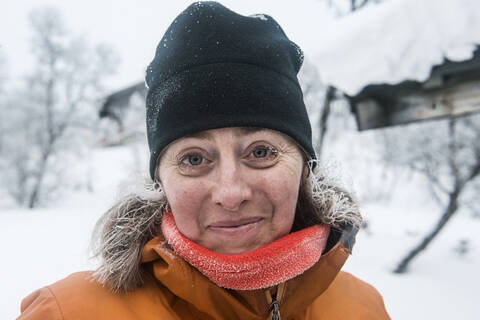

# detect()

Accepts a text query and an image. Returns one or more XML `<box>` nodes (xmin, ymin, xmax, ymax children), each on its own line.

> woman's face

<box><xmin>158</xmin><ymin>127</ymin><xmax>304</xmax><ymax>255</ymax></box>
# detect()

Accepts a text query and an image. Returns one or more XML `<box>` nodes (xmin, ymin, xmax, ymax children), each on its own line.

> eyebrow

<box><xmin>183</xmin><ymin>127</ymin><xmax>267</xmax><ymax>140</ymax></box>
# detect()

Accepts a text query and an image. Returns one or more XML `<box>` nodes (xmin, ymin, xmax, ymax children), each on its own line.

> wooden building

<box><xmin>349</xmin><ymin>48</ymin><xmax>480</xmax><ymax>130</ymax></box>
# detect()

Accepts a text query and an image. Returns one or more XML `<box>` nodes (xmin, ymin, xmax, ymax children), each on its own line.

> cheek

<box><xmin>270</xmin><ymin>178</ymin><xmax>300</xmax><ymax>212</ymax></box>
<box><xmin>264</xmin><ymin>163</ymin><xmax>303</xmax><ymax>219</ymax></box>
<box><xmin>273</xmin><ymin>159</ymin><xmax>303</xmax><ymax>199</ymax></box>
<box><xmin>162</xmin><ymin>176</ymin><xmax>209</xmax><ymax>238</ymax></box>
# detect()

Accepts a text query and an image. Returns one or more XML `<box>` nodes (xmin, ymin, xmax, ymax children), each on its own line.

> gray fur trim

<box><xmin>306</xmin><ymin>160</ymin><xmax>362</xmax><ymax>229</ymax></box>
<box><xmin>90</xmin><ymin>182</ymin><xmax>167</xmax><ymax>292</ymax></box>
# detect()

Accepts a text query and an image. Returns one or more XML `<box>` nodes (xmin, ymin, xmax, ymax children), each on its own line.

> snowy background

<box><xmin>1</xmin><ymin>0</ymin><xmax>480</xmax><ymax>319</ymax></box>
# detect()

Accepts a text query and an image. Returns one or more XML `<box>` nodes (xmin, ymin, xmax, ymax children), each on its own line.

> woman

<box><xmin>19</xmin><ymin>2</ymin><xmax>390</xmax><ymax>319</ymax></box>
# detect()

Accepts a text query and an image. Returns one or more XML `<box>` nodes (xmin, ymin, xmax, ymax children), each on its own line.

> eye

<box><xmin>245</xmin><ymin>145</ymin><xmax>280</xmax><ymax>168</ymax></box>
<box><xmin>184</xmin><ymin>154</ymin><xmax>203</xmax><ymax>166</ymax></box>
<box><xmin>252</xmin><ymin>147</ymin><xmax>269</xmax><ymax>158</ymax></box>
<box><xmin>177</xmin><ymin>151</ymin><xmax>212</xmax><ymax>176</ymax></box>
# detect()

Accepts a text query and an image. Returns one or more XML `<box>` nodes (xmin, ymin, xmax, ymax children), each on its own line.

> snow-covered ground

<box><xmin>1</xmin><ymin>144</ymin><xmax>479</xmax><ymax>319</ymax></box>
<box><xmin>344</xmin><ymin>195</ymin><xmax>480</xmax><ymax>319</ymax></box>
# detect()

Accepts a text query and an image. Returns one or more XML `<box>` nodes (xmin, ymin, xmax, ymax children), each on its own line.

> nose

<box><xmin>211</xmin><ymin>159</ymin><xmax>252</xmax><ymax>211</ymax></box>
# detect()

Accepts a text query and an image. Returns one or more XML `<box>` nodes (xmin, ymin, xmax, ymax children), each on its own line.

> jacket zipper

<box><xmin>265</xmin><ymin>282</ymin><xmax>286</xmax><ymax>320</ymax></box>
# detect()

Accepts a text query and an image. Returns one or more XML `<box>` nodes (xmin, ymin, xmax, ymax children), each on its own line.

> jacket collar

<box><xmin>141</xmin><ymin>225</ymin><xmax>354</xmax><ymax>319</ymax></box>
<box><xmin>159</xmin><ymin>211</ymin><xmax>331</xmax><ymax>291</ymax></box>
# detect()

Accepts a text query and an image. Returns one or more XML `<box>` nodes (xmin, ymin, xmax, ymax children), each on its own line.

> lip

<box><xmin>207</xmin><ymin>217</ymin><xmax>264</xmax><ymax>237</ymax></box>
<box><xmin>208</xmin><ymin>217</ymin><xmax>263</xmax><ymax>228</ymax></box>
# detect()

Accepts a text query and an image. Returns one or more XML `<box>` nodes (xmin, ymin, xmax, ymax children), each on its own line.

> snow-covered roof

<box><xmin>314</xmin><ymin>0</ymin><xmax>480</xmax><ymax>96</ymax></box>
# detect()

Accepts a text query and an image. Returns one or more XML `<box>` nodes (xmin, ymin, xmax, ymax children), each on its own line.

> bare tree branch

<box><xmin>1</xmin><ymin>7</ymin><xmax>117</xmax><ymax>208</ymax></box>
<box><xmin>387</xmin><ymin>115</ymin><xmax>480</xmax><ymax>273</ymax></box>
<box><xmin>394</xmin><ymin>188</ymin><xmax>460</xmax><ymax>273</ymax></box>
<box><xmin>322</xmin><ymin>0</ymin><xmax>384</xmax><ymax>15</ymax></box>
<box><xmin>316</xmin><ymin>86</ymin><xmax>335</xmax><ymax>158</ymax></box>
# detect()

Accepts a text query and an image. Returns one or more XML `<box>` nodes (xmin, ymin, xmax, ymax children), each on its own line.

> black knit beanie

<box><xmin>145</xmin><ymin>1</ymin><xmax>315</xmax><ymax>180</ymax></box>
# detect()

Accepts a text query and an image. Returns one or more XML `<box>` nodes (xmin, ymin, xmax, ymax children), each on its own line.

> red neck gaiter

<box><xmin>161</xmin><ymin>211</ymin><xmax>330</xmax><ymax>290</ymax></box>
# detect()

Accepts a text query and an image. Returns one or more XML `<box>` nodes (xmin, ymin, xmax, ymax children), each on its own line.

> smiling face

<box><xmin>158</xmin><ymin>127</ymin><xmax>305</xmax><ymax>255</ymax></box>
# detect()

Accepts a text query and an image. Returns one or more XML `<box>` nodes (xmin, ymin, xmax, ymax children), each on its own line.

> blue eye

<box><xmin>178</xmin><ymin>152</ymin><xmax>211</xmax><ymax>176</ymax></box>
<box><xmin>187</xmin><ymin>154</ymin><xmax>203</xmax><ymax>165</ymax></box>
<box><xmin>252</xmin><ymin>147</ymin><xmax>268</xmax><ymax>158</ymax></box>
<box><xmin>245</xmin><ymin>145</ymin><xmax>280</xmax><ymax>168</ymax></box>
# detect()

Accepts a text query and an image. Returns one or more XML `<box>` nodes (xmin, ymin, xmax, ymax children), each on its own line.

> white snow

<box><xmin>314</xmin><ymin>0</ymin><xmax>480</xmax><ymax>95</ymax></box>
<box><xmin>1</xmin><ymin>143</ymin><xmax>479</xmax><ymax>319</ymax></box>
<box><xmin>249</xmin><ymin>14</ymin><xmax>268</xmax><ymax>21</ymax></box>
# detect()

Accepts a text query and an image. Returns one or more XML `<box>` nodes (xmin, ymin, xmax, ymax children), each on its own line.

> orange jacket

<box><xmin>19</xmin><ymin>234</ymin><xmax>390</xmax><ymax>320</ymax></box>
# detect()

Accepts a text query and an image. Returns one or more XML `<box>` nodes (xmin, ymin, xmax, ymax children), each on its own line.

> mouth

<box><xmin>208</xmin><ymin>217</ymin><xmax>263</xmax><ymax>228</ymax></box>
<box><xmin>207</xmin><ymin>217</ymin><xmax>264</xmax><ymax>236</ymax></box>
